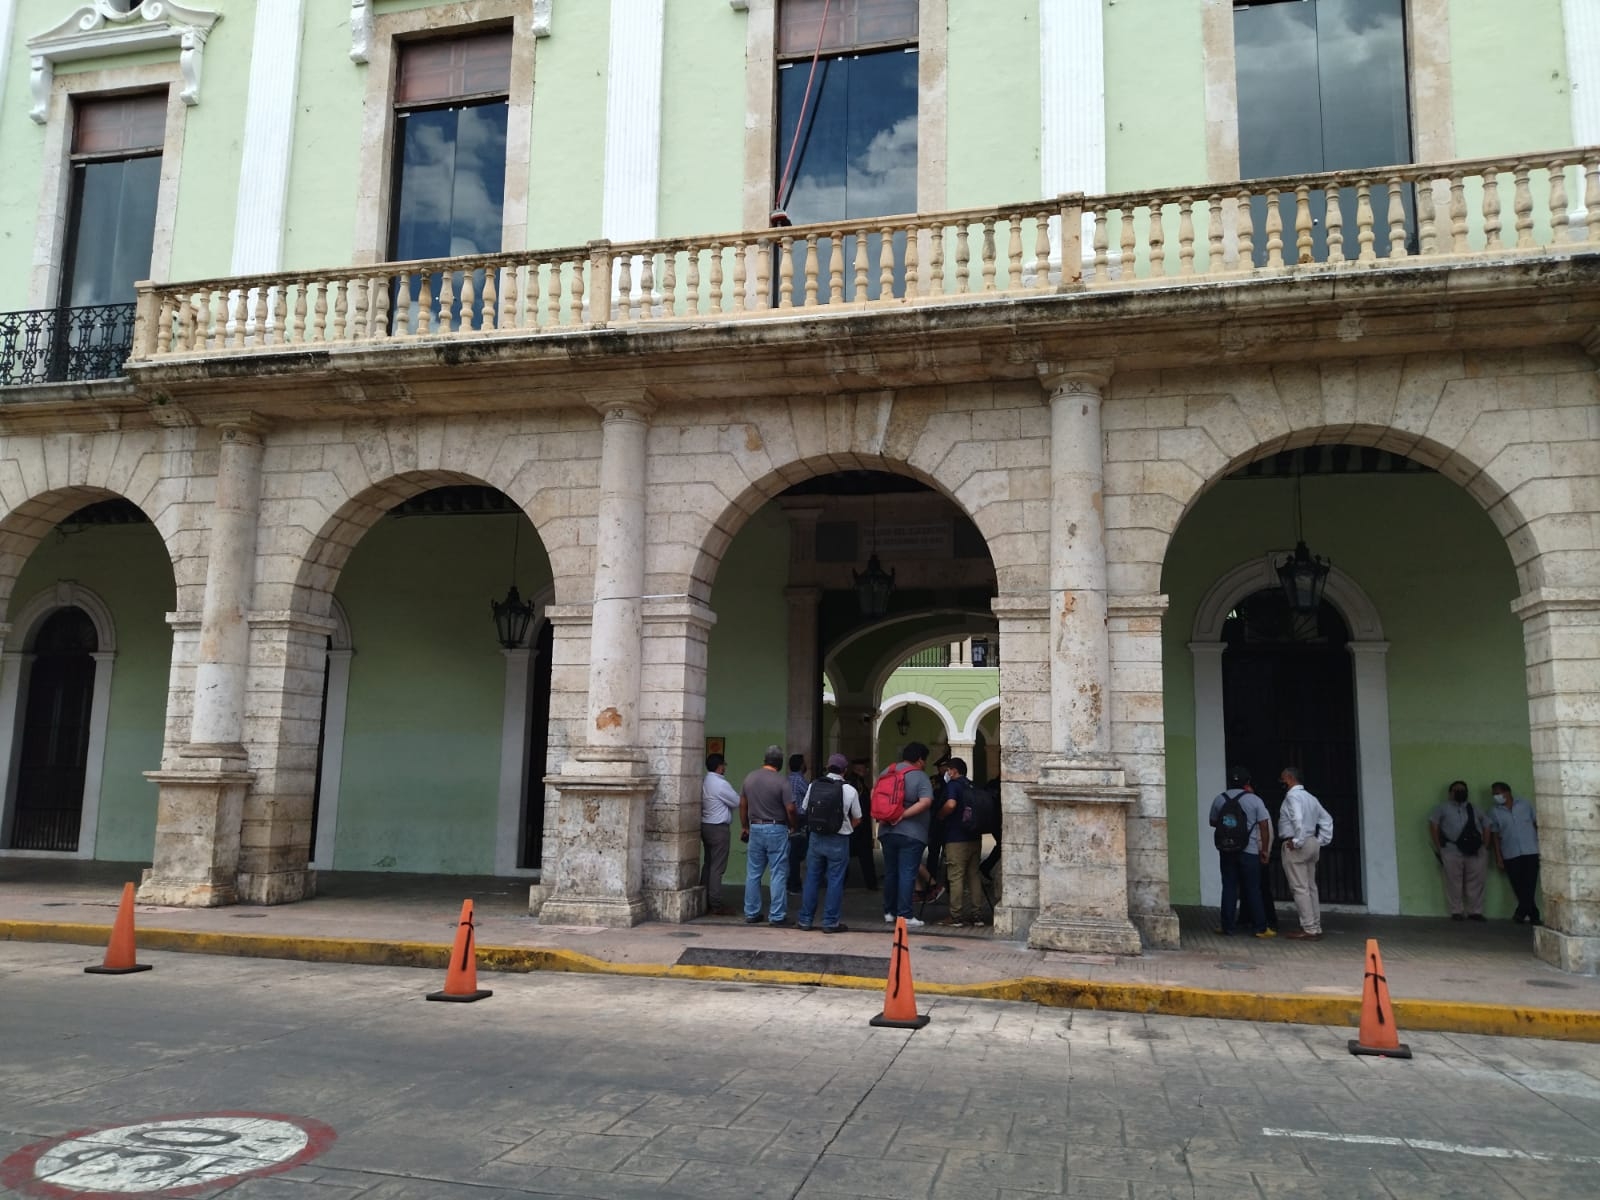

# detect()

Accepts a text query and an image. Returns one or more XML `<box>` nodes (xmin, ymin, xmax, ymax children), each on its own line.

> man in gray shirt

<box><xmin>1487</xmin><ymin>780</ymin><xmax>1540</xmax><ymax>925</ymax></box>
<box><xmin>740</xmin><ymin>745</ymin><xmax>796</xmax><ymax>925</ymax></box>
<box><xmin>1428</xmin><ymin>780</ymin><xmax>1488</xmax><ymax>921</ymax></box>
<box><xmin>1208</xmin><ymin>766</ymin><xmax>1274</xmax><ymax>938</ymax></box>
<box><xmin>877</xmin><ymin>741</ymin><xmax>936</xmax><ymax>928</ymax></box>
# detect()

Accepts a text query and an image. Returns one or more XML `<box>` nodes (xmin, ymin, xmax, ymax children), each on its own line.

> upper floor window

<box><xmin>775</xmin><ymin>0</ymin><xmax>918</xmax><ymax>226</ymax></box>
<box><xmin>62</xmin><ymin>93</ymin><xmax>166</xmax><ymax>309</ymax></box>
<box><xmin>1234</xmin><ymin>0</ymin><xmax>1413</xmax><ymax>260</ymax></box>
<box><xmin>388</xmin><ymin>30</ymin><xmax>512</xmax><ymax>265</ymax></box>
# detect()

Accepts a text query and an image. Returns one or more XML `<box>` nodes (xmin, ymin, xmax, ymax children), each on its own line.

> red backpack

<box><xmin>870</xmin><ymin>763</ymin><xmax>911</xmax><ymax>824</ymax></box>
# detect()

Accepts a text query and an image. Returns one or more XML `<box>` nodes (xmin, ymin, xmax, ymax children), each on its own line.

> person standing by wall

<box><xmin>1429</xmin><ymin>780</ymin><xmax>1489</xmax><ymax>921</ymax></box>
<box><xmin>700</xmin><ymin>753</ymin><xmax>740</xmax><ymax>915</ymax></box>
<box><xmin>1278</xmin><ymin>766</ymin><xmax>1333</xmax><ymax>941</ymax></box>
<box><xmin>1487</xmin><ymin>780</ymin><xmax>1541</xmax><ymax>926</ymax></box>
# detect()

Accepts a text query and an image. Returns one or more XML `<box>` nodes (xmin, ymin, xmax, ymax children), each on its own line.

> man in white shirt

<box><xmin>795</xmin><ymin>753</ymin><xmax>864</xmax><ymax>933</ymax></box>
<box><xmin>701</xmin><ymin>753</ymin><xmax>741</xmax><ymax>915</ymax></box>
<box><xmin>1277</xmin><ymin>766</ymin><xmax>1334</xmax><ymax>940</ymax></box>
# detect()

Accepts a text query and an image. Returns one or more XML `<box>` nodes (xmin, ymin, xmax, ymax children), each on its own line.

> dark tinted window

<box><xmin>61</xmin><ymin>95</ymin><xmax>165</xmax><ymax>308</ymax></box>
<box><xmin>390</xmin><ymin>102</ymin><xmax>508</xmax><ymax>262</ymax></box>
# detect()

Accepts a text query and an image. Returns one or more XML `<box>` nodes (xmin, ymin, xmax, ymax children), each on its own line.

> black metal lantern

<box><xmin>491</xmin><ymin>520</ymin><xmax>535</xmax><ymax>649</ymax></box>
<box><xmin>853</xmin><ymin>552</ymin><xmax>896</xmax><ymax>618</ymax></box>
<box><xmin>895</xmin><ymin>706</ymin><xmax>912</xmax><ymax>737</ymax></box>
<box><xmin>1276</xmin><ymin>540</ymin><xmax>1331</xmax><ymax>615</ymax></box>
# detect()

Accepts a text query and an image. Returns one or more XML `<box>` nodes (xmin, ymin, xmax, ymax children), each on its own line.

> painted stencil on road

<box><xmin>0</xmin><ymin>1113</ymin><xmax>335</xmax><ymax>1197</ymax></box>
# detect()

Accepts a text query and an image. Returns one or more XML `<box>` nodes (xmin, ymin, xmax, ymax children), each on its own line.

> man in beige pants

<box><xmin>1277</xmin><ymin>766</ymin><xmax>1333</xmax><ymax>940</ymax></box>
<box><xmin>1429</xmin><ymin>780</ymin><xmax>1489</xmax><ymax>921</ymax></box>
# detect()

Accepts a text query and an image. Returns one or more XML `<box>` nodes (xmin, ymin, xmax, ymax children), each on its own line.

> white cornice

<box><xmin>26</xmin><ymin>1</ymin><xmax>221</xmax><ymax>124</ymax></box>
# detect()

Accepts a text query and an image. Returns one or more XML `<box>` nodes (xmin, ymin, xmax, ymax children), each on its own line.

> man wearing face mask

<box><xmin>1487</xmin><ymin>780</ymin><xmax>1540</xmax><ymax>926</ymax></box>
<box><xmin>1428</xmin><ymin>780</ymin><xmax>1488</xmax><ymax>921</ymax></box>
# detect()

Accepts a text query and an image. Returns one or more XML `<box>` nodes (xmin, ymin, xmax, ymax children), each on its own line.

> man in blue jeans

<box><xmin>877</xmin><ymin>742</ymin><xmax>936</xmax><ymax>929</ymax></box>
<box><xmin>739</xmin><ymin>744</ymin><xmax>796</xmax><ymax>925</ymax></box>
<box><xmin>1209</xmin><ymin>766</ymin><xmax>1275</xmax><ymax>938</ymax></box>
<box><xmin>796</xmin><ymin>753</ymin><xmax>863</xmax><ymax>933</ymax></box>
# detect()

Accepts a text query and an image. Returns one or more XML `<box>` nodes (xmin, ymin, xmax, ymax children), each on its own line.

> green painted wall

<box><xmin>282</xmin><ymin>3</ymin><xmax>367</xmax><ymax>271</ymax></box>
<box><xmin>880</xmin><ymin>664</ymin><xmax>999</xmax><ymax>734</ymax></box>
<box><xmin>1450</xmin><ymin>0</ymin><xmax>1571</xmax><ymax>160</ymax></box>
<box><xmin>1104</xmin><ymin>0</ymin><xmax>1208</xmax><ymax>191</ymax></box>
<box><xmin>332</xmin><ymin>512</ymin><xmax>550</xmax><ymax>874</ymax></box>
<box><xmin>659</xmin><ymin>1</ymin><xmax>745</xmax><ymax>237</ymax></box>
<box><xmin>946</xmin><ymin>1</ymin><xmax>1040</xmax><ymax>208</ymax></box>
<box><xmin>526</xmin><ymin>0</ymin><xmax>610</xmax><ymax>250</ymax></box>
<box><xmin>1161</xmin><ymin>472</ymin><xmax>1531</xmax><ymax>917</ymax></box>
<box><xmin>10</xmin><ymin>522</ymin><xmax>174</xmax><ymax>862</ymax></box>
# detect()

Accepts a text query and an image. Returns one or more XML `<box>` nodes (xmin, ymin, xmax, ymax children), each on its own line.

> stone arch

<box><xmin>961</xmin><ymin>695</ymin><xmax>1001</xmax><ymax>743</ymax></box>
<box><xmin>8</xmin><ymin>581</ymin><xmax>118</xmax><ymax>653</ymax></box>
<box><xmin>857</xmin><ymin>617</ymin><xmax>998</xmax><ymax>709</ymax></box>
<box><xmin>1187</xmin><ymin>558</ymin><xmax>1401</xmax><ymax>912</ymax></box>
<box><xmin>280</xmin><ymin>468</ymin><xmax>572</xmax><ymax>620</ymax></box>
<box><xmin>876</xmin><ymin>692</ymin><xmax>961</xmax><ymax>745</ymax></box>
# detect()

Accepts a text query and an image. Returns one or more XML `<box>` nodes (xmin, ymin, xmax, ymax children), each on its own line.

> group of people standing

<box><xmin>700</xmin><ymin>740</ymin><xmax>998</xmax><ymax>934</ymax></box>
<box><xmin>1211</xmin><ymin>768</ymin><xmax>1542</xmax><ymax>937</ymax></box>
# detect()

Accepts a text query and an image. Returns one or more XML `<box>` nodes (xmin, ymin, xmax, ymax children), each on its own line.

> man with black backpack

<box><xmin>936</xmin><ymin>758</ymin><xmax>990</xmax><ymax>927</ymax></box>
<box><xmin>795</xmin><ymin>753</ymin><xmax>863</xmax><ymax>933</ymax></box>
<box><xmin>1208</xmin><ymin>767</ymin><xmax>1274</xmax><ymax>938</ymax></box>
<box><xmin>1429</xmin><ymin>780</ymin><xmax>1489</xmax><ymax>921</ymax></box>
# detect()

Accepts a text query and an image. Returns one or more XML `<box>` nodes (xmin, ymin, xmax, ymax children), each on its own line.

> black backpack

<box><xmin>960</xmin><ymin>783</ymin><xmax>998</xmax><ymax>836</ymax></box>
<box><xmin>1454</xmin><ymin>808</ymin><xmax>1483</xmax><ymax>856</ymax></box>
<box><xmin>804</xmin><ymin>777</ymin><xmax>846</xmax><ymax>834</ymax></box>
<box><xmin>1213</xmin><ymin>790</ymin><xmax>1250</xmax><ymax>853</ymax></box>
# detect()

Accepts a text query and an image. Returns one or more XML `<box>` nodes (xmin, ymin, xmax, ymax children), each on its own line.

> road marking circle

<box><xmin>0</xmin><ymin>1112</ymin><xmax>336</xmax><ymax>1197</ymax></box>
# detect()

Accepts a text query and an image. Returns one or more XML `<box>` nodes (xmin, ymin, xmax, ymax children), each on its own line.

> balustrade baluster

<box><xmin>1385</xmin><ymin>179</ymin><xmax>1407</xmax><ymax>260</ymax></box>
<box><xmin>778</xmin><ymin>236</ymin><xmax>795</xmax><ymax>309</ymax></box>
<box><xmin>733</xmin><ymin>241</ymin><xmax>747</xmax><ymax>314</ymax></box>
<box><xmin>1007</xmin><ymin>215</ymin><xmax>1024</xmax><ymax>288</ymax></box>
<box><xmin>157</xmin><ymin>296</ymin><xmax>174</xmax><ymax>354</ymax></box>
<box><xmin>930</xmin><ymin>224</ymin><xmax>945</xmax><ymax>294</ymax></box>
<box><xmin>438</xmin><ymin>272</ymin><xmax>456</xmax><ymax>333</ymax></box>
<box><xmin>956</xmin><ymin>224</ymin><xmax>971</xmax><ymax>293</ymax></box>
<box><xmin>1205</xmin><ymin>195</ymin><xmax>1224</xmax><ymax>275</ymax></box>
<box><xmin>686</xmin><ymin>245</ymin><xmax>702</xmax><ymax>316</ymax></box>
<box><xmin>661</xmin><ymin>254</ymin><xmax>677</xmax><ymax>319</ymax></box>
<box><xmin>1148</xmin><ymin>201</ymin><xmax>1166</xmax><ymax>278</ymax></box>
<box><xmin>481</xmin><ymin>269</ymin><xmax>497</xmax><ymax>331</ymax></box>
<box><xmin>229</xmin><ymin>289</ymin><xmax>247</xmax><ymax>349</ymax></box>
<box><xmin>980</xmin><ymin>217</ymin><xmax>998</xmax><ymax>291</ymax></box>
<box><xmin>373</xmin><ymin>276</ymin><xmax>391</xmax><ymax>339</ymax></box>
<box><xmin>754</xmin><ymin>240</ymin><xmax>772</xmax><ymax>311</ymax></box>
<box><xmin>1178</xmin><ymin>197</ymin><xmax>1196</xmax><ymax>276</ymax></box>
<box><xmin>1482</xmin><ymin>170</ymin><xmax>1504</xmax><ymax>251</ymax></box>
<box><xmin>1265</xmin><ymin>189</ymin><xmax>1284</xmax><ymax>268</ymax></box>
<box><xmin>638</xmin><ymin>254</ymin><xmax>654</xmax><ymax>318</ymax></box>
<box><xmin>616</xmin><ymin>254</ymin><xmax>634</xmax><ymax>321</ymax></box>
<box><xmin>250</xmin><ymin>286</ymin><xmax>268</xmax><ymax>346</ymax></box>
<box><xmin>416</xmin><ymin>274</ymin><xmax>434</xmax><ymax>335</ymax></box>
<box><xmin>880</xmin><ymin>224</ymin><xmax>896</xmax><ymax>300</ymax></box>
<box><xmin>1034</xmin><ymin>212</ymin><xmax>1052</xmax><ymax>289</ymax></box>
<box><xmin>710</xmin><ymin>242</ymin><xmax>726</xmax><ymax>314</ymax></box>
<box><xmin>853</xmin><ymin>230</ymin><xmax>869</xmax><ymax>300</ymax></box>
<box><xmin>1093</xmin><ymin>207</ymin><xmax>1109</xmax><ymax>281</ymax></box>
<box><xmin>1119</xmin><ymin>208</ymin><xmax>1136</xmax><ymax>280</ymax></box>
<box><xmin>293</xmin><ymin>282</ymin><xmax>309</xmax><ymax>343</ymax></box>
<box><xmin>500</xmin><ymin>266</ymin><xmax>519</xmax><ymax>329</ymax></box>
<box><xmin>393</xmin><ymin>274</ymin><xmax>411</xmax><ymax>336</ymax></box>
<box><xmin>546</xmin><ymin>262</ymin><xmax>564</xmax><ymax>328</ymax></box>
<box><xmin>905</xmin><ymin>223</ymin><xmax>920</xmax><ymax>298</ymax></box>
<box><xmin>1322</xmin><ymin>182</ymin><xmax>1345</xmax><ymax>263</ymax></box>
<box><xmin>460</xmin><ymin>272</ymin><xmax>477</xmax><ymax>332</ymax></box>
<box><xmin>1449</xmin><ymin>173</ymin><xmax>1469</xmax><ymax>252</ymax></box>
<box><xmin>331</xmin><ymin>279</ymin><xmax>348</xmax><ymax>340</ymax></box>
<box><xmin>524</xmin><ymin>262</ymin><xmax>542</xmax><ymax>327</ymax></box>
<box><xmin>830</xmin><ymin>232</ymin><xmax>846</xmax><ymax>304</ymax></box>
<box><xmin>1415</xmin><ymin>177</ymin><xmax>1436</xmax><ymax>256</ymax></box>
<box><xmin>193</xmin><ymin>293</ymin><xmax>210</xmax><ymax>351</ymax></box>
<box><xmin>1356</xmin><ymin>183</ymin><xmax>1376</xmax><ymax>262</ymax></box>
<box><xmin>1235</xmin><ymin>189</ymin><xmax>1254</xmax><ymax>269</ymax></box>
<box><xmin>571</xmin><ymin>257</ymin><xmax>586</xmax><ymax>325</ymax></box>
<box><xmin>1549</xmin><ymin>160</ymin><xmax>1570</xmax><ymax>245</ymax></box>
<box><xmin>175</xmin><ymin>295</ymin><xmax>191</xmax><ymax>351</ymax></box>
<box><xmin>349</xmin><ymin>277</ymin><xmax>368</xmax><ymax>339</ymax></box>
<box><xmin>1513</xmin><ymin>163</ymin><xmax>1534</xmax><ymax>249</ymax></box>
<box><xmin>1294</xmin><ymin>185</ymin><xmax>1313</xmax><ymax>265</ymax></box>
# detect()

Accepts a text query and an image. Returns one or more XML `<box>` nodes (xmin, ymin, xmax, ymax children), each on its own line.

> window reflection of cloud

<box><xmin>789</xmin><ymin>114</ymin><xmax>915</xmax><ymax>219</ymax></box>
<box><xmin>396</xmin><ymin>106</ymin><xmax>506</xmax><ymax>260</ymax></box>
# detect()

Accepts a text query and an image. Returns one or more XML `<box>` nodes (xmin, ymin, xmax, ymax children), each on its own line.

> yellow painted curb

<box><xmin>6</xmin><ymin>918</ymin><xmax>1598</xmax><ymax>1043</ymax></box>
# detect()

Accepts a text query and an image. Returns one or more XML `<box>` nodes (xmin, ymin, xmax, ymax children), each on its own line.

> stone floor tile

<box><xmin>803</xmin><ymin>1152</ymin><xmax>944</xmax><ymax>1198</ymax></box>
<box><xmin>493</xmin><ymin>1128</ymin><xmax>650</xmax><ymax>1171</ymax></box>
<box><xmin>937</xmin><ymin>1147</ymin><xmax>1067</xmax><ymax>1194</ymax></box>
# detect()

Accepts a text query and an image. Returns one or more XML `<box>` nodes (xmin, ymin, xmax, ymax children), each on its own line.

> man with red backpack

<box><xmin>872</xmin><ymin>741</ymin><xmax>936</xmax><ymax>928</ymax></box>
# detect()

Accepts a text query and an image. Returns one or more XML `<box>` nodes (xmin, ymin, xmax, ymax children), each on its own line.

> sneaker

<box><xmin>883</xmin><ymin>913</ymin><xmax>895</xmax><ymax>923</ymax></box>
<box><xmin>1212</xmin><ymin>928</ymin><xmax>1232</xmax><ymax>936</ymax></box>
<box><xmin>1253</xmin><ymin>929</ymin><xmax>1277</xmax><ymax>939</ymax></box>
<box><xmin>822</xmin><ymin>924</ymin><xmax>849</xmax><ymax>934</ymax></box>
<box><xmin>904</xmin><ymin>917</ymin><xmax>925</xmax><ymax>928</ymax></box>
<box><xmin>796</xmin><ymin>924</ymin><xmax>814</xmax><ymax>932</ymax></box>
<box><xmin>743</xmin><ymin>915</ymin><xmax>761</xmax><ymax>924</ymax></box>
<box><xmin>1450</xmin><ymin>913</ymin><xmax>1465</xmax><ymax>921</ymax></box>
<box><xmin>1467</xmin><ymin>913</ymin><xmax>1486</xmax><ymax>922</ymax></box>
<box><xmin>937</xmin><ymin>917</ymin><xmax>963</xmax><ymax>927</ymax></box>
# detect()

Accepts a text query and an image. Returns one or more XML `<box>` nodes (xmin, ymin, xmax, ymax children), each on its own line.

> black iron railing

<box><xmin>0</xmin><ymin>303</ymin><xmax>137</xmax><ymax>386</ymax></box>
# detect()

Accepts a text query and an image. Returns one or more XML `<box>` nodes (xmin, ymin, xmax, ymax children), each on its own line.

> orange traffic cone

<box><xmin>1348</xmin><ymin>937</ymin><xmax>1411</xmax><ymax>1059</ymax></box>
<box><xmin>85</xmin><ymin>882</ymin><xmax>153</xmax><ymax>975</ymax></box>
<box><xmin>426</xmin><ymin>899</ymin><xmax>493</xmax><ymax>1002</ymax></box>
<box><xmin>869</xmin><ymin>916</ymin><xmax>929</xmax><ymax>1030</ymax></box>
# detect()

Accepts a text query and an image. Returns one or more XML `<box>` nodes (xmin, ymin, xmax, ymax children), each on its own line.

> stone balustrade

<box><xmin>128</xmin><ymin>149</ymin><xmax>1600</xmax><ymax>364</ymax></box>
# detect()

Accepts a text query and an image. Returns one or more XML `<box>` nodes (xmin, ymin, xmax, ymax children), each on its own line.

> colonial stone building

<box><xmin>0</xmin><ymin>0</ymin><xmax>1597</xmax><ymax>972</ymax></box>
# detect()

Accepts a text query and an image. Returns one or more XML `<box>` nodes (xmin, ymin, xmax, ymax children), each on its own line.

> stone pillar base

<box><xmin>138</xmin><ymin>763</ymin><xmax>253</xmax><ymax>908</ymax></box>
<box><xmin>537</xmin><ymin>761</ymin><xmax>654</xmax><ymax>929</ymax></box>
<box><xmin>992</xmin><ymin>905</ymin><xmax>1035</xmax><ymax>940</ymax></box>
<box><xmin>1132</xmin><ymin>908</ymin><xmax>1181</xmax><ymax>950</ymax></box>
<box><xmin>646</xmin><ymin>885</ymin><xmax>704</xmax><ymax>923</ymax></box>
<box><xmin>1535</xmin><ymin>926</ymin><xmax>1600</xmax><ymax>975</ymax></box>
<box><xmin>237</xmin><ymin>867</ymin><xmax>316</xmax><ymax>905</ymax></box>
<box><xmin>1030</xmin><ymin>912</ymin><xmax>1142</xmax><ymax>955</ymax></box>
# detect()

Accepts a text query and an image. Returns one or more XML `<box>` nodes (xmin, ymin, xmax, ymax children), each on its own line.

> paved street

<box><xmin>3</xmin><ymin>944</ymin><xmax>1600</xmax><ymax>1199</ymax></box>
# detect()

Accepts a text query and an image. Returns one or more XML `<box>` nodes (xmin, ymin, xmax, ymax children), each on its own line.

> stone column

<box><xmin>1516</xmin><ymin>588</ymin><xmax>1600</xmax><ymax>974</ymax></box>
<box><xmin>1026</xmin><ymin>366</ymin><xmax>1142</xmax><ymax>955</ymax></box>
<box><xmin>493</xmin><ymin>644</ymin><xmax>535</xmax><ymax>878</ymax></box>
<box><xmin>539</xmin><ymin>398</ymin><xmax>657</xmax><ymax>927</ymax></box>
<box><xmin>140</xmin><ymin>420</ymin><xmax>264</xmax><ymax>907</ymax></box>
<box><xmin>991</xmin><ymin>595</ymin><xmax>1051</xmax><ymax>937</ymax></box>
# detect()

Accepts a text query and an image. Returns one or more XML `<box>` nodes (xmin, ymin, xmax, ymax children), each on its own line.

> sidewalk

<box><xmin>4</xmin><ymin>860</ymin><xmax>1598</xmax><ymax>1041</ymax></box>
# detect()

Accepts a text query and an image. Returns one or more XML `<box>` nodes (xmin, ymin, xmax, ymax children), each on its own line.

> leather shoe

<box><xmin>1283</xmin><ymin>930</ymin><xmax>1322</xmax><ymax>940</ymax></box>
<box><xmin>822</xmin><ymin>924</ymin><xmax>849</xmax><ymax>934</ymax></box>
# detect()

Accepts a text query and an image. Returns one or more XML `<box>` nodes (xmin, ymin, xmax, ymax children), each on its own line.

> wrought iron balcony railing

<box><xmin>128</xmin><ymin>148</ymin><xmax>1600</xmax><ymax>364</ymax></box>
<box><xmin>0</xmin><ymin>303</ymin><xmax>137</xmax><ymax>386</ymax></box>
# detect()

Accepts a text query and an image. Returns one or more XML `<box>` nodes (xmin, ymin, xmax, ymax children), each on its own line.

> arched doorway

<box><xmin>8</xmin><ymin>608</ymin><xmax>98</xmax><ymax>852</ymax></box>
<box><xmin>1222</xmin><ymin>588</ymin><xmax>1360</xmax><ymax>904</ymax></box>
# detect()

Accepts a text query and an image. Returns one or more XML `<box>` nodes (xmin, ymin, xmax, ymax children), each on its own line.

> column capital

<box><xmin>1038</xmin><ymin>361</ymin><xmax>1113</xmax><ymax>398</ymax></box>
<box><xmin>588</xmin><ymin>391</ymin><xmax>656</xmax><ymax>423</ymax></box>
<box><xmin>209</xmin><ymin>413</ymin><xmax>271</xmax><ymax>444</ymax></box>
<box><xmin>1512</xmin><ymin>587</ymin><xmax>1600</xmax><ymax>621</ymax></box>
